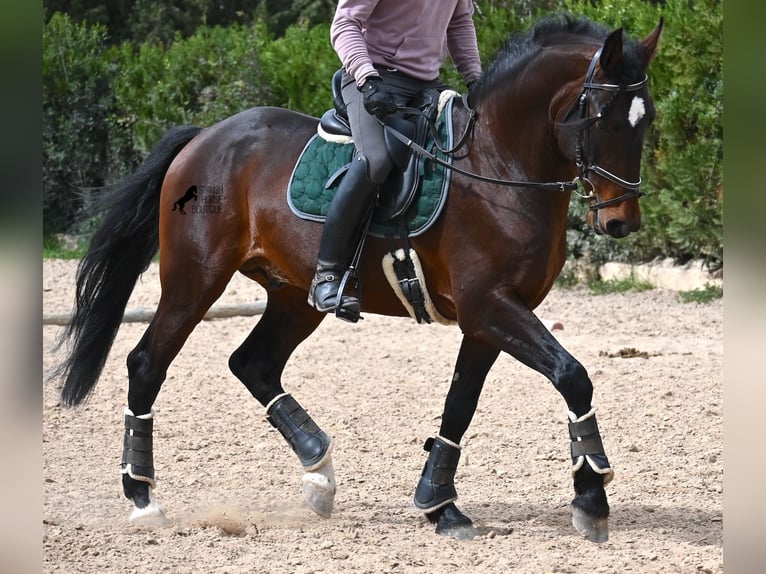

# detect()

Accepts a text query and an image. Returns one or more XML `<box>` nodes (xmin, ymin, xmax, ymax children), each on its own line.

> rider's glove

<box><xmin>359</xmin><ymin>76</ymin><xmax>398</xmax><ymax>121</ymax></box>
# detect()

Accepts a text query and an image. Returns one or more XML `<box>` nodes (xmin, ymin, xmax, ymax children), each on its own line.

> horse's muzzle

<box><xmin>589</xmin><ymin>210</ymin><xmax>641</xmax><ymax>238</ymax></box>
<box><xmin>605</xmin><ymin>217</ymin><xmax>639</xmax><ymax>238</ymax></box>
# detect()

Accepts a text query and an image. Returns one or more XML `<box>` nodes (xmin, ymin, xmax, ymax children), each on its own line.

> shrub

<box><xmin>42</xmin><ymin>12</ymin><xmax>112</xmax><ymax>234</ymax></box>
<box><xmin>255</xmin><ymin>21</ymin><xmax>338</xmax><ymax>117</ymax></box>
<box><xmin>108</xmin><ymin>23</ymin><xmax>271</xmax><ymax>166</ymax></box>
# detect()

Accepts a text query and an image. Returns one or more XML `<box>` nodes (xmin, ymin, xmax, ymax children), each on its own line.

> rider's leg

<box><xmin>308</xmin><ymin>72</ymin><xmax>392</xmax><ymax>316</ymax></box>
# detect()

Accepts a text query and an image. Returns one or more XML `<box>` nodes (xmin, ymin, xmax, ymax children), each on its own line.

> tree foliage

<box><xmin>42</xmin><ymin>0</ymin><xmax>334</xmax><ymax>44</ymax></box>
<box><xmin>43</xmin><ymin>12</ymin><xmax>111</xmax><ymax>234</ymax></box>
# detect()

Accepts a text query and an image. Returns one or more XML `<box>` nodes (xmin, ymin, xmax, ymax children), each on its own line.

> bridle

<box><xmin>383</xmin><ymin>46</ymin><xmax>650</xmax><ymax>205</ymax></box>
<box><xmin>573</xmin><ymin>46</ymin><xmax>649</xmax><ymax>212</ymax></box>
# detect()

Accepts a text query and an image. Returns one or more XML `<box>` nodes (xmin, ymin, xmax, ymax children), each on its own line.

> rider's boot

<box><xmin>308</xmin><ymin>155</ymin><xmax>379</xmax><ymax>318</ymax></box>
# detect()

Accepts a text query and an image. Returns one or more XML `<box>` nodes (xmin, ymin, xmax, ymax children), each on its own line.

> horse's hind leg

<box><xmin>228</xmin><ymin>284</ymin><xmax>335</xmax><ymax>516</ymax></box>
<box><xmin>121</xmin><ymin>264</ymin><xmax>237</xmax><ymax>526</ymax></box>
<box><xmin>414</xmin><ymin>336</ymin><xmax>499</xmax><ymax>539</ymax></box>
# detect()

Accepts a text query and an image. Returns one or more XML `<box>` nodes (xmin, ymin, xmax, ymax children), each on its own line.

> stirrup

<box><xmin>334</xmin><ymin>268</ymin><xmax>362</xmax><ymax>323</ymax></box>
<box><xmin>308</xmin><ymin>269</ymin><xmax>361</xmax><ymax>321</ymax></box>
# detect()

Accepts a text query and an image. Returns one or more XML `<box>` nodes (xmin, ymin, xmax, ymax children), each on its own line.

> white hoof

<box><xmin>129</xmin><ymin>491</ymin><xmax>167</xmax><ymax>527</ymax></box>
<box><xmin>572</xmin><ymin>506</ymin><xmax>608</xmax><ymax>542</ymax></box>
<box><xmin>301</xmin><ymin>458</ymin><xmax>336</xmax><ymax>518</ymax></box>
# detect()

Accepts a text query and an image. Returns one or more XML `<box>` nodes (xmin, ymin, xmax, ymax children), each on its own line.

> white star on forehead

<box><xmin>628</xmin><ymin>96</ymin><xmax>645</xmax><ymax>127</ymax></box>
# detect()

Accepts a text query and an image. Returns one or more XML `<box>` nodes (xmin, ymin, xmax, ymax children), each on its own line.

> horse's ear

<box><xmin>641</xmin><ymin>18</ymin><xmax>664</xmax><ymax>65</ymax></box>
<box><xmin>600</xmin><ymin>27</ymin><xmax>624</xmax><ymax>74</ymax></box>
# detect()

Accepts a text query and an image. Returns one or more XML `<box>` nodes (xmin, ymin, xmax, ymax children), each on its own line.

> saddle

<box><xmin>318</xmin><ymin>69</ymin><xmax>443</xmax><ymax>223</ymax></box>
<box><xmin>289</xmin><ymin>71</ymin><xmax>457</xmax><ymax>324</ymax></box>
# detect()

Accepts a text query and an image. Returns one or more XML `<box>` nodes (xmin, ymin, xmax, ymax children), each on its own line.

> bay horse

<box><xmin>52</xmin><ymin>15</ymin><xmax>662</xmax><ymax>541</ymax></box>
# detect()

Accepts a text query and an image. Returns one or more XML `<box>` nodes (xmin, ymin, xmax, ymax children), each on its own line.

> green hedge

<box><xmin>108</xmin><ymin>23</ymin><xmax>272</xmax><ymax>159</ymax></box>
<box><xmin>43</xmin><ymin>13</ymin><xmax>111</xmax><ymax>234</ymax></box>
<box><xmin>43</xmin><ymin>0</ymin><xmax>722</xmax><ymax>267</ymax></box>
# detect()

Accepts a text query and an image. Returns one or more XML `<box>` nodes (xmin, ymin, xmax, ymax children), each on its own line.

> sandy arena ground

<box><xmin>43</xmin><ymin>259</ymin><xmax>722</xmax><ymax>573</ymax></box>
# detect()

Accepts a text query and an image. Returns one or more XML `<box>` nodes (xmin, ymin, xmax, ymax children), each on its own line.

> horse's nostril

<box><xmin>605</xmin><ymin>219</ymin><xmax>630</xmax><ymax>238</ymax></box>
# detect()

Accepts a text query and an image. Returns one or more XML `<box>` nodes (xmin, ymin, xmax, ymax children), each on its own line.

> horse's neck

<box><xmin>468</xmin><ymin>56</ymin><xmax>583</xmax><ymax>184</ymax></box>
<box><xmin>464</xmin><ymin>99</ymin><xmax>563</xmax><ymax>184</ymax></box>
<box><xmin>449</xmin><ymin>81</ymin><xmax>574</xmax><ymax>240</ymax></box>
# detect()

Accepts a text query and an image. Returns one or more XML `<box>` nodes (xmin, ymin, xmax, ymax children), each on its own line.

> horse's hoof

<box><xmin>572</xmin><ymin>505</ymin><xmax>609</xmax><ymax>542</ymax></box>
<box><xmin>129</xmin><ymin>491</ymin><xmax>166</xmax><ymax>527</ymax></box>
<box><xmin>437</xmin><ymin>522</ymin><xmax>479</xmax><ymax>540</ymax></box>
<box><xmin>431</xmin><ymin>503</ymin><xmax>479</xmax><ymax>540</ymax></box>
<box><xmin>301</xmin><ymin>459</ymin><xmax>336</xmax><ymax>518</ymax></box>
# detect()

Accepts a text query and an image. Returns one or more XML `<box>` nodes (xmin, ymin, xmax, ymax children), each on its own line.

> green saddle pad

<box><xmin>287</xmin><ymin>96</ymin><xmax>455</xmax><ymax>237</ymax></box>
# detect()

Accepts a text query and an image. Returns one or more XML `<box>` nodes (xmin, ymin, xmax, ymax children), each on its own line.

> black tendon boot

<box><xmin>308</xmin><ymin>155</ymin><xmax>379</xmax><ymax>319</ymax></box>
<box><xmin>414</xmin><ymin>436</ymin><xmax>477</xmax><ymax>539</ymax></box>
<box><xmin>266</xmin><ymin>394</ymin><xmax>332</xmax><ymax>470</ymax></box>
<box><xmin>414</xmin><ymin>436</ymin><xmax>461</xmax><ymax>511</ymax></box>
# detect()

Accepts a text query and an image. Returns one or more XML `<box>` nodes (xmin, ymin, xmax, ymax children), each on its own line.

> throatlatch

<box><xmin>568</xmin><ymin>407</ymin><xmax>614</xmax><ymax>485</ymax></box>
<box><xmin>266</xmin><ymin>393</ymin><xmax>333</xmax><ymax>470</ymax></box>
<box><xmin>414</xmin><ymin>435</ymin><xmax>461</xmax><ymax>512</ymax></box>
<box><xmin>121</xmin><ymin>408</ymin><xmax>156</xmax><ymax>487</ymax></box>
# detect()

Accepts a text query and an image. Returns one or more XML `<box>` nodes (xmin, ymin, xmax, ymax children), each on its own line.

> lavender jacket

<box><xmin>330</xmin><ymin>0</ymin><xmax>482</xmax><ymax>86</ymax></box>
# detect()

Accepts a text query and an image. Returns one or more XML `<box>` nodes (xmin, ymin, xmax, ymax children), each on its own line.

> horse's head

<box><xmin>558</xmin><ymin>19</ymin><xmax>663</xmax><ymax>238</ymax></box>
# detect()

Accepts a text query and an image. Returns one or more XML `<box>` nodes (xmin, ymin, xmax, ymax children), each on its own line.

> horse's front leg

<box><xmin>415</xmin><ymin>336</ymin><xmax>499</xmax><ymax>539</ymax></box>
<box><xmin>461</xmin><ymin>292</ymin><xmax>613</xmax><ymax>542</ymax></box>
<box><xmin>228</xmin><ymin>288</ymin><xmax>336</xmax><ymax>518</ymax></box>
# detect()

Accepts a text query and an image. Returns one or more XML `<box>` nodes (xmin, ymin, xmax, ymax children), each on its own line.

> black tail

<box><xmin>52</xmin><ymin>125</ymin><xmax>203</xmax><ymax>406</ymax></box>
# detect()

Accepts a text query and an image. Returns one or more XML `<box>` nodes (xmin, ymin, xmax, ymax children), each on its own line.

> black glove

<box><xmin>359</xmin><ymin>76</ymin><xmax>398</xmax><ymax>121</ymax></box>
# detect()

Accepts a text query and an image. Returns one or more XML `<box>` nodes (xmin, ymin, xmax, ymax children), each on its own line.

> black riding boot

<box><xmin>308</xmin><ymin>155</ymin><xmax>379</xmax><ymax>318</ymax></box>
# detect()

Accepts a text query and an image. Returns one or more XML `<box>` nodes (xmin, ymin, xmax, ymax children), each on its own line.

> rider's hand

<box><xmin>359</xmin><ymin>76</ymin><xmax>398</xmax><ymax>121</ymax></box>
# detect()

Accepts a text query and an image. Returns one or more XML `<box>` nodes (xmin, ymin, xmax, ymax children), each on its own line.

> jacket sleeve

<box><xmin>446</xmin><ymin>0</ymin><xmax>482</xmax><ymax>84</ymax></box>
<box><xmin>330</xmin><ymin>0</ymin><xmax>382</xmax><ymax>86</ymax></box>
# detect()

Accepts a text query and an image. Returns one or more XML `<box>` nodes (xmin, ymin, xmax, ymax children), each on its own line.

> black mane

<box><xmin>472</xmin><ymin>13</ymin><xmax>647</xmax><ymax>94</ymax></box>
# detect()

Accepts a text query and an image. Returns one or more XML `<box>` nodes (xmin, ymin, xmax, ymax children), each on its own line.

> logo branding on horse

<box><xmin>171</xmin><ymin>185</ymin><xmax>224</xmax><ymax>215</ymax></box>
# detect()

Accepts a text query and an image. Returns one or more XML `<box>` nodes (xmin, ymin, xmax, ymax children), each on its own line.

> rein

<box><xmin>383</xmin><ymin>107</ymin><xmax>578</xmax><ymax>193</ymax></box>
<box><xmin>385</xmin><ymin>50</ymin><xmax>649</xmax><ymax>205</ymax></box>
<box><xmin>385</xmin><ymin>96</ymin><xmax>577</xmax><ymax>192</ymax></box>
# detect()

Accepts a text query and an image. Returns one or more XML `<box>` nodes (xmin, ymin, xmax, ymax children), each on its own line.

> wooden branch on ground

<box><xmin>42</xmin><ymin>302</ymin><xmax>267</xmax><ymax>326</ymax></box>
